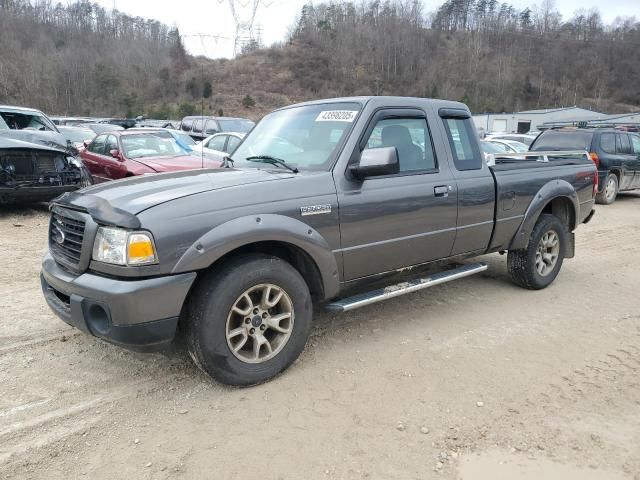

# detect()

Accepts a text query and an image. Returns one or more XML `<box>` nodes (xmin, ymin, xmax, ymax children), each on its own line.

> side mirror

<box><xmin>110</xmin><ymin>149</ymin><xmax>122</xmax><ymax>160</ymax></box>
<box><xmin>83</xmin><ymin>140</ymin><xmax>92</xmax><ymax>148</ymax></box>
<box><xmin>349</xmin><ymin>147</ymin><xmax>399</xmax><ymax>179</ymax></box>
<box><xmin>484</xmin><ymin>153</ymin><xmax>496</xmax><ymax>167</ymax></box>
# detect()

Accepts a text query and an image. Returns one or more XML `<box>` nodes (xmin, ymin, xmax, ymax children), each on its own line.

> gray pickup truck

<box><xmin>41</xmin><ymin>97</ymin><xmax>597</xmax><ymax>385</ymax></box>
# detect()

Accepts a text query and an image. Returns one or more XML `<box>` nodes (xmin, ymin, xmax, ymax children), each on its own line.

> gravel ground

<box><xmin>0</xmin><ymin>195</ymin><xmax>639</xmax><ymax>479</ymax></box>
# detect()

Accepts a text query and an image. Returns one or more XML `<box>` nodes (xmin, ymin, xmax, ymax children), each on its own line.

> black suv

<box><xmin>179</xmin><ymin>116</ymin><xmax>254</xmax><ymax>141</ymax></box>
<box><xmin>531</xmin><ymin>128</ymin><xmax>640</xmax><ymax>204</ymax></box>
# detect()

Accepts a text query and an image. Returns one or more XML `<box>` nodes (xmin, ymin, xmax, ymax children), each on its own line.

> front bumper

<box><xmin>0</xmin><ymin>185</ymin><xmax>79</xmax><ymax>204</ymax></box>
<box><xmin>41</xmin><ymin>253</ymin><xmax>196</xmax><ymax>352</ymax></box>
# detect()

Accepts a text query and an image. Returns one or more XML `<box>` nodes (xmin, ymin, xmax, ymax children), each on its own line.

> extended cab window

<box><xmin>444</xmin><ymin>118</ymin><xmax>482</xmax><ymax>170</ymax></box>
<box><xmin>88</xmin><ymin>135</ymin><xmax>107</xmax><ymax>154</ymax></box>
<box><xmin>364</xmin><ymin>118</ymin><xmax>436</xmax><ymax>172</ymax></box>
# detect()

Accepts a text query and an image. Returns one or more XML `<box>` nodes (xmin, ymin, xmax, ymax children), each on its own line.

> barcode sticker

<box><xmin>315</xmin><ymin>110</ymin><xmax>358</xmax><ymax>122</ymax></box>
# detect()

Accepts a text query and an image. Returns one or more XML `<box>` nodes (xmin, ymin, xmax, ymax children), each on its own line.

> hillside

<box><xmin>0</xmin><ymin>0</ymin><xmax>638</xmax><ymax>120</ymax></box>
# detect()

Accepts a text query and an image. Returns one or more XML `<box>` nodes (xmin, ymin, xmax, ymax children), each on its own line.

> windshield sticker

<box><xmin>315</xmin><ymin>110</ymin><xmax>358</xmax><ymax>122</ymax></box>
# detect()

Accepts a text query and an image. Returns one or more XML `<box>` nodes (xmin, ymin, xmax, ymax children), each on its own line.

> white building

<box><xmin>473</xmin><ymin>106</ymin><xmax>610</xmax><ymax>134</ymax></box>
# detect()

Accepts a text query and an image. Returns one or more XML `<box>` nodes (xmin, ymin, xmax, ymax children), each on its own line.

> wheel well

<box><xmin>541</xmin><ymin>197</ymin><xmax>576</xmax><ymax>231</ymax></box>
<box><xmin>609</xmin><ymin>169</ymin><xmax>621</xmax><ymax>182</ymax></box>
<box><xmin>201</xmin><ymin>241</ymin><xmax>325</xmax><ymax>302</ymax></box>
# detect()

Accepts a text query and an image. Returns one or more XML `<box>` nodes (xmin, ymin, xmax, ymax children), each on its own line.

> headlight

<box><xmin>67</xmin><ymin>156</ymin><xmax>83</xmax><ymax>168</ymax></box>
<box><xmin>92</xmin><ymin>227</ymin><xmax>157</xmax><ymax>266</ymax></box>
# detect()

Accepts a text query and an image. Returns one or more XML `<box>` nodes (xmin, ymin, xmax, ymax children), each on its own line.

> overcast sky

<box><xmin>94</xmin><ymin>0</ymin><xmax>639</xmax><ymax>58</ymax></box>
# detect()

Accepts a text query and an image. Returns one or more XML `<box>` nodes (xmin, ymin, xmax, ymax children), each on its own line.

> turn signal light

<box><xmin>589</xmin><ymin>152</ymin><xmax>600</xmax><ymax>168</ymax></box>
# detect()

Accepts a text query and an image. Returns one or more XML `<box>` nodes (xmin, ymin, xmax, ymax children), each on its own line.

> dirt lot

<box><xmin>1</xmin><ymin>195</ymin><xmax>639</xmax><ymax>480</ymax></box>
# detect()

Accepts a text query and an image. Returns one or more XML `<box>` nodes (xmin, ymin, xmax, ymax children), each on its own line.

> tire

<box><xmin>596</xmin><ymin>173</ymin><xmax>618</xmax><ymax>205</ymax></box>
<box><xmin>185</xmin><ymin>254</ymin><xmax>312</xmax><ymax>386</ymax></box>
<box><xmin>507</xmin><ymin>214</ymin><xmax>567</xmax><ymax>290</ymax></box>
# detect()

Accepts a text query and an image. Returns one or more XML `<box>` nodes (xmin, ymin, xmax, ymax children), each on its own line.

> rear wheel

<box><xmin>185</xmin><ymin>254</ymin><xmax>312</xmax><ymax>386</ymax></box>
<box><xmin>596</xmin><ymin>173</ymin><xmax>618</xmax><ymax>205</ymax></box>
<box><xmin>507</xmin><ymin>214</ymin><xmax>567</xmax><ymax>290</ymax></box>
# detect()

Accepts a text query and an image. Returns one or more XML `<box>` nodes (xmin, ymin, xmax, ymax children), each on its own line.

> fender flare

<box><xmin>509</xmin><ymin>179</ymin><xmax>579</xmax><ymax>251</ymax></box>
<box><xmin>171</xmin><ymin>214</ymin><xmax>340</xmax><ymax>299</ymax></box>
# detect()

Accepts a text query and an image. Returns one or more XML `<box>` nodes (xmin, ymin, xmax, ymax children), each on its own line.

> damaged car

<box><xmin>1</xmin><ymin>137</ymin><xmax>92</xmax><ymax>204</ymax></box>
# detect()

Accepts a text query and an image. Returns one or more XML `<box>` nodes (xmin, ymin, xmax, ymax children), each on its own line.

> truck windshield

<box><xmin>0</xmin><ymin>110</ymin><xmax>57</xmax><ymax>132</ymax></box>
<box><xmin>231</xmin><ymin>102</ymin><xmax>362</xmax><ymax>171</ymax></box>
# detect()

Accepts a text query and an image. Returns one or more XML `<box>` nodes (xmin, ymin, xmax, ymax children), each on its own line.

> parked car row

<box><xmin>0</xmin><ymin>104</ymin><xmax>258</xmax><ymax>202</ymax></box>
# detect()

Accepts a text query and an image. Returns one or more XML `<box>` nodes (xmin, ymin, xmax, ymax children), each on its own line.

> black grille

<box><xmin>49</xmin><ymin>210</ymin><xmax>86</xmax><ymax>267</ymax></box>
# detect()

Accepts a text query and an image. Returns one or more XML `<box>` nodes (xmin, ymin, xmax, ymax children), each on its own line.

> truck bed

<box><xmin>488</xmin><ymin>153</ymin><xmax>596</xmax><ymax>252</ymax></box>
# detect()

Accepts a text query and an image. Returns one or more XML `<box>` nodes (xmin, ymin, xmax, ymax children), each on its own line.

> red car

<box><xmin>80</xmin><ymin>130</ymin><xmax>221</xmax><ymax>182</ymax></box>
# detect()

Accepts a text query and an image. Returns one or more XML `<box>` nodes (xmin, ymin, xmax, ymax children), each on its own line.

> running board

<box><xmin>325</xmin><ymin>263</ymin><xmax>488</xmax><ymax>313</ymax></box>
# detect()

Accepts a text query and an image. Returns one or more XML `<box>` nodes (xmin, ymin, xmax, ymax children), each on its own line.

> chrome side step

<box><xmin>325</xmin><ymin>262</ymin><xmax>488</xmax><ymax>313</ymax></box>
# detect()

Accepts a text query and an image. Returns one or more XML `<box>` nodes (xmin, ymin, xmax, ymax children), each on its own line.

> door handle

<box><xmin>434</xmin><ymin>185</ymin><xmax>450</xmax><ymax>197</ymax></box>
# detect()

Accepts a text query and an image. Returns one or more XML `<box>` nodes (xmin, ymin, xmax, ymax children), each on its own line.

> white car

<box><xmin>486</xmin><ymin>133</ymin><xmax>538</xmax><ymax>146</ymax></box>
<box><xmin>192</xmin><ymin>132</ymin><xmax>245</xmax><ymax>161</ymax></box>
<box><xmin>485</xmin><ymin>138</ymin><xmax>529</xmax><ymax>153</ymax></box>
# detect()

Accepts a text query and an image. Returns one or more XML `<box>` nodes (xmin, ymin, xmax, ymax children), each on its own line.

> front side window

<box><xmin>364</xmin><ymin>117</ymin><xmax>436</xmax><ymax>172</ymax></box>
<box><xmin>88</xmin><ymin>135</ymin><xmax>107</xmax><ymax>154</ymax></box>
<box><xmin>444</xmin><ymin>118</ymin><xmax>482</xmax><ymax>170</ymax></box>
<box><xmin>105</xmin><ymin>135</ymin><xmax>118</xmax><ymax>153</ymax></box>
<box><xmin>231</xmin><ymin>102</ymin><xmax>361</xmax><ymax>171</ymax></box>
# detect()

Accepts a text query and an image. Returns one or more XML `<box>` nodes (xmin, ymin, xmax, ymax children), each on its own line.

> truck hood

<box><xmin>53</xmin><ymin>168</ymin><xmax>296</xmax><ymax>223</ymax></box>
<box><xmin>0</xmin><ymin>129</ymin><xmax>68</xmax><ymax>151</ymax></box>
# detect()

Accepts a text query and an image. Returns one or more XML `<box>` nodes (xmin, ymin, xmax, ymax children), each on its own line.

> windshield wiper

<box><xmin>245</xmin><ymin>155</ymin><xmax>299</xmax><ymax>173</ymax></box>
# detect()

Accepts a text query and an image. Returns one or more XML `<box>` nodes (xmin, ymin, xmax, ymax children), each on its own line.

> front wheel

<box><xmin>507</xmin><ymin>214</ymin><xmax>567</xmax><ymax>290</ymax></box>
<box><xmin>185</xmin><ymin>254</ymin><xmax>312</xmax><ymax>386</ymax></box>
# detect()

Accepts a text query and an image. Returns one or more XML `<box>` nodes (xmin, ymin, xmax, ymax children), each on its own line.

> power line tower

<box><xmin>221</xmin><ymin>0</ymin><xmax>271</xmax><ymax>56</ymax></box>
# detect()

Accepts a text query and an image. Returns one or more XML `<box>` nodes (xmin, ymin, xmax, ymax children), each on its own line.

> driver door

<box><xmin>337</xmin><ymin>109</ymin><xmax>458</xmax><ymax>281</ymax></box>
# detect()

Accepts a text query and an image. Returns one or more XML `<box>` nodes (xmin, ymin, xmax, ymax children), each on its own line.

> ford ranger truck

<box><xmin>41</xmin><ymin>97</ymin><xmax>597</xmax><ymax>386</ymax></box>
